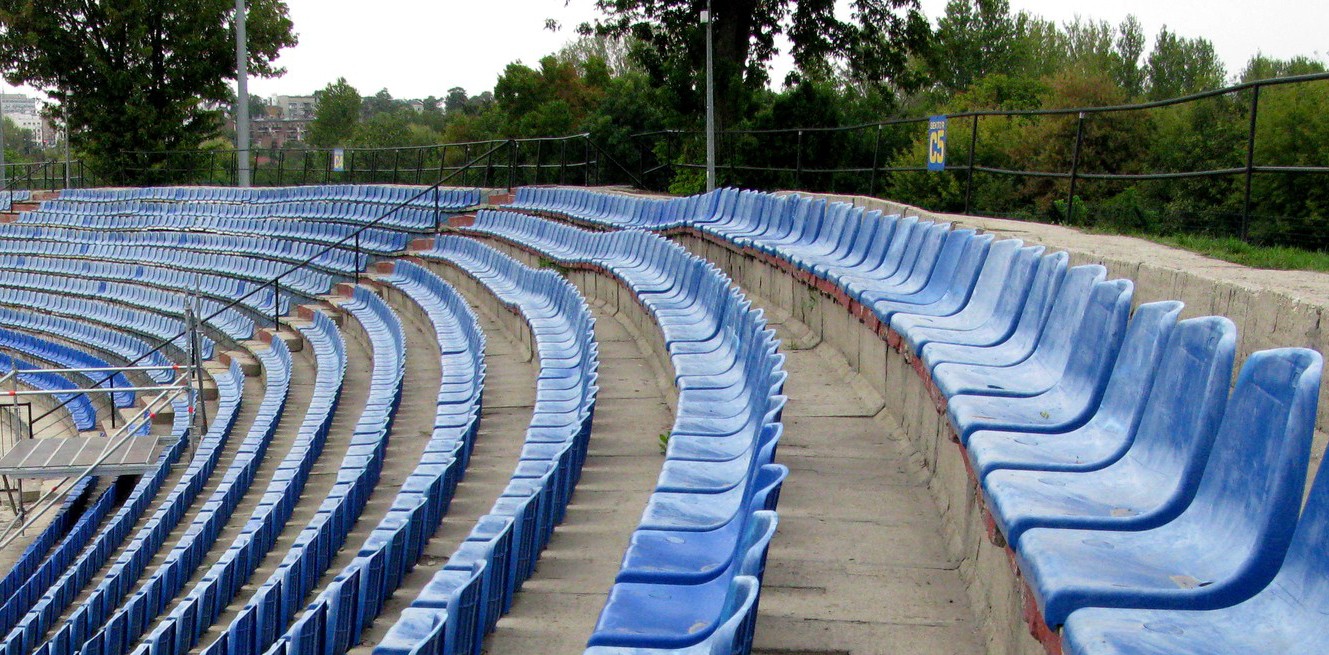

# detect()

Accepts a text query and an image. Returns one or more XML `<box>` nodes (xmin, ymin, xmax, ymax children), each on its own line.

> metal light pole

<box><xmin>0</xmin><ymin>84</ymin><xmax>8</xmax><ymax>194</ymax></box>
<box><xmin>702</xmin><ymin>0</ymin><xmax>716</xmax><ymax>192</ymax></box>
<box><xmin>234</xmin><ymin>0</ymin><xmax>251</xmax><ymax>187</ymax></box>
<box><xmin>62</xmin><ymin>105</ymin><xmax>71</xmax><ymax>188</ymax></box>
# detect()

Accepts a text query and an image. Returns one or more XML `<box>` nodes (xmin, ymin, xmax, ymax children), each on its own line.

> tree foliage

<box><xmin>0</xmin><ymin>0</ymin><xmax>297</xmax><ymax>182</ymax></box>
<box><xmin>307</xmin><ymin>77</ymin><xmax>361</xmax><ymax>147</ymax></box>
<box><xmin>582</xmin><ymin>0</ymin><xmax>930</xmax><ymax>126</ymax></box>
<box><xmin>1146</xmin><ymin>26</ymin><xmax>1225</xmax><ymax>100</ymax></box>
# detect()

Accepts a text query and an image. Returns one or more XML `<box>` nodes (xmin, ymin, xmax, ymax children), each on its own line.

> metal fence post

<box><xmin>795</xmin><ymin>130</ymin><xmax>804</xmax><ymax>189</ymax></box>
<box><xmin>1066</xmin><ymin>112</ymin><xmax>1086</xmax><ymax>224</ymax></box>
<box><xmin>665</xmin><ymin>133</ymin><xmax>674</xmax><ymax>185</ymax></box>
<box><xmin>964</xmin><ymin>114</ymin><xmax>979</xmax><ymax>215</ymax></box>
<box><xmin>354</xmin><ymin>231</ymin><xmax>361</xmax><ymax>285</ymax></box>
<box><xmin>637</xmin><ymin>139</ymin><xmax>645</xmax><ymax>189</ymax></box>
<box><xmin>391</xmin><ymin>149</ymin><xmax>401</xmax><ymax>184</ymax></box>
<box><xmin>1242</xmin><ymin>85</ymin><xmax>1261</xmax><ymax>241</ymax></box>
<box><xmin>534</xmin><ymin>139</ymin><xmax>543</xmax><ymax>186</ymax></box>
<box><xmin>583</xmin><ymin>137</ymin><xmax>591</xmax><ymax>186</ymax></box>
<box><xmin>868</xmin><ymin>125</ymin><xmax>882</xmax><ymax>197</ymax></box>
<box><xmin>272</xmin><ymin>278</ymin><xmax>280</xmax><ymax>328</ymax></box>
<box><xmin>560</xmin><ymin>139</ymin><xmax>568</xmax><ymax>185</ymax></box>
<box><xmin>508</xmin><ymin>140</ymin><xmax>518</xmax><ymax>191</ymax></box>
<box><xmin>593</xmin><ymin>139</ymin><xmax>601</xmax><ymax>186</ymax></box>
<box><xmin>109</xmin><ymin>375</ymin><xmax>116</xmax><ymax>429</ymax></box>
<box><xmin>433</xmin><ymin>186</ymin><xmax>441</xmax><ymax>233</ymax></box>
<box><xmin>483</xmin><ymin>146</ymin><xmax>493</xmax><ymax>188</ymax></box>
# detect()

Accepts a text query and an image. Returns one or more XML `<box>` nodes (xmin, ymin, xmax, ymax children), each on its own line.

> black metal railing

<box><xmin>111</xmin><ymin>133</ymin><xmax>641</xmax><ymax>190</ymax></box>
<box><xmin>0</xmin><ymin>160</ymin><xmax>91</xmax><ymax>200</ymax></box>
<box><xmin>23</xmin><ymin>139</ymin><xmax>523</xmax><ymax>429</ymax></box>
<box><xmin>632</xmin><ymin>71</ymin><xmax>1329</xmax><ymax>246</ymax></box>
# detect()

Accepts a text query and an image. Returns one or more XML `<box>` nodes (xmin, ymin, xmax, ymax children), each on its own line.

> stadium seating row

<box><xmin>16</xmin><ymin>212</ymin><xmax>411</xmax><ymax>257</ymax></box>
<box><xmin>0</xmin><ymin>191</ymin><xmax>32</xmax><ymax>206</ymax></box>
<box><xmin>0</xmin><ymin>354</ymin><xmax>98</xmax><ymax>432</ymax></box>
<box><xmin>0</xmin><ymin>309</ymin><xmax>177</xmax><ymax>385</ymax></box>
<box><xmin>46</xmin><ymin>188</ymin><xmax>482</xmax><ymax>233</ymax></box>
<box><xmin>72</xmin><ymin>319</ymin><xmax>338</xmax><ymax>655</ymax></box>
<box><xmin>0</xmin><ymin>288</ymin><xmax>214</xmax><ymax>360</ymax></box>
<box><xmin>374</xmin><ymin>236</ymin><xmax>598</xmax><ymax>655</ymax></box>
<box><xmin>1</xmin><ymin>398</ymin><xmax>195</xmax><ymax>655</ymax></box>
<box><xmin>441</xmin><ymin>214</ymin><xmax>788</xmax><ymax>654</ymax></box>
<box><xmin>0</xmin><ymin>233</ymin><xmax>332</xmax><ymax>298</ymax></box>
<box><xmin>0</xmin><ymin>226</ymin><xmax>362</xmax><ymax>278</ymax></box>
<box><xmin>56</xmin><ymin>186</ymin><xmax>480</xmax><ymax>214</ymax></box>
<box><xmin>186</xmin><ymin>288</ymin><xmax>407</xmax><ymax>655</ymax></box>
<box><xmin>250</xmin><ymin>261</ymin><xmax>487</xmax><ymax>655</ymax></box>
<box><xmin>0</xmin><ymin>478</ymin><xmax>99</xmax><ymax>608</ymax></box>
<box><xmin>22</xmin><ymin>335</ymin><xmax>300</xmax><ymax>655</ymax></box>
<box><xmin>508</xmin><ymin>186</ymin><xmax>1325</xmax><ymax>655</ymax></box>
<box><xmin>1</xmin><ymin>271</ymin><xmax>252</xmax><ymax>343</ymax></box>
<box><xmin>0</xmin><ymin>327</ymin><xmax>136</xmax><ymax>408</ymax></box>
<box><xmin>0</xmin><ymin>255</ymin><xmax>288</xmax><ymax>321</ymax></box>
<box><xmin>24</xmin><ymin>363</ymin><xmax>243</xmax><ymax>655</ymax></box>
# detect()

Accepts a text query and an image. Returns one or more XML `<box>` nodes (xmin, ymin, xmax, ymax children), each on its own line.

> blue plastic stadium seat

<box><xmin>1017</xmin><ymin>348</ymin><xmax>1321</xmax><ymax>627</ymax></box>
<box><xmin>981</xmin><ymin>314</ymin><xmax>1234</xmax><ymax>546</ymax></box>
<box><xmin>946</xmin><ymin>299</ymin><xmax>1174</xmax><ymax>444</ymax></box>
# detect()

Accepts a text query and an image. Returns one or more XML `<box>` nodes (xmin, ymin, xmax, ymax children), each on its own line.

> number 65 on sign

<box><xmin>927</xmin><ymin>116</ymin><xmax>947</xmax><ymax>172</ymax></box>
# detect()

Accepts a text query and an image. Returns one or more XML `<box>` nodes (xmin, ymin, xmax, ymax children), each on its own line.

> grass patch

<box><xmin>1132</xmin><ymin>233</ymin><xmax>1329</xmax><ymax>272</ymax></box>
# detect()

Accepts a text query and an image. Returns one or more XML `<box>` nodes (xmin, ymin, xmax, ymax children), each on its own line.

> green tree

<box><xmin>0</xmin><ymin>0</ymin><xmax>296</xmax><ymax>183</ymax></box>
<box><xmin>307</xmin><ymin>78</ymin><xmax>361</xmax><ymax>147</ymax></box>
<box><xmin>1</xmin><ymin>116</ymin><xmax>37</xmax><ymax>161</ymax></box>
<box><xmin>1241</xmin><ymin>54</ymin><xmax>1327</xmax><ymax>83</ymax></box>
<box><xmin>493</xmin><ymin>56</ymin><xmax>606</xmax><ymax>137</ymax></box>
<box><xmin>1111</xmin><ymin>16</ymin><xmax>1146</xmax><ymax>97</ymax></box>
<box><xmin>443</xmin><ymin>87</ymin><xmax>470</xmax><ymax>115</ymax></box>
<box><xmin>361</xmin><ymin>88</ymin><xmax>401</xmax><ymax>119</ymax></box>
<box><xmin>927</xmin><ymin>0</ymin><xmax>1020</xmax><ymax>92</ymax></box>
<box><xmin>584</xmin><ymin>0</ymin><xmax>930</xmax><ymax>127</ymax></box>
<box><xmin>350</xmin><ymin>111</ymin><xmax>437</xmax><ymax>148</ymax></box>
<box><xmin>1146</xmin><ymin>27</ymin><xmax>1225</xmax><ymax>100</ymax></box>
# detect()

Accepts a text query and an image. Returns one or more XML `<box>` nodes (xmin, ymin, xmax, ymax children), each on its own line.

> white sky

<box><xmin>5</xmin><ymin>0</ymin><xmax>1326</xmax><ymax>101</ymax></box>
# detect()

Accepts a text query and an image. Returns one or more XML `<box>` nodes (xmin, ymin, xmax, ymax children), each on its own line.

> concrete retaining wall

<box><xmin>787</xmin><ymin>192</ymin><xmax>1329</xmax><ymax>489</ymax></box>
<box><xmin>671</xmin><ymin>230</ymin><xmax>1047</xmax><ymax>655</ymax></box>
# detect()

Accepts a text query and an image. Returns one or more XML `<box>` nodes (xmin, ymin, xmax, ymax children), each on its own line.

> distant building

<box><xmin>253</xmin><ymin>119</ymin><xmax>309</xmax><ymax>149</ymax></box>
<box><xmin>271</xmin><ymin>95</ymin><xmax>316</xmax><ymax>121</ymax></box>
<box><xmin>0</xmin><ymin>93</ymin><xmax>46</xmax><ymax>145</ymax></box>
<box><xmin>246</xmin><ymin>95</ymin><xmax>316</xmax><ymax>148</ymax></box>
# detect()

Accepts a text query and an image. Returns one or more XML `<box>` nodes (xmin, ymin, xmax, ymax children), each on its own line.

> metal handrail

<box><xmin>631</xmin><ymin>71</ymin><xmax>1329</xmax><ymax>138</ymax></box>
<box><xmin>630</xmin><ymin>71</ymin><xmax>1329</xmax><ymax>236</ymax></box>
<box><xmin>26</xmin><ymin>139</ymin><xmax>512</xmax><ymax>428</ymax></box>
<box><xmin>0</xmin><ymin>377</ymin><xmax>192</xmax><ymax>547</ymax></box>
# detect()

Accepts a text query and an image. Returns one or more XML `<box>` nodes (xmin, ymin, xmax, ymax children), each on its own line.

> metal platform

<box><xmin>0</xmin><ymin>436</ymin><xmax>168</xmax><ymax>478</ymax></box>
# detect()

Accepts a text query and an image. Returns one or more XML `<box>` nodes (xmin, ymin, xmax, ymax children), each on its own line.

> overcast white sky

<box><xmin>7</xmin><ymin>0</ymin><xmax>1327</xmax><ymax>100</ymax></box>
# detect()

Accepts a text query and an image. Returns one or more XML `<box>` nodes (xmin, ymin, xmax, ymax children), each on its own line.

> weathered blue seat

<box><xmin>1060</xmin><ymin>430</ymin><xmax>1329</xmax><ymax>654</ymax></box>
<box><xmin>947</xmin><ymin>300</ymin><xmax>1177</xmax><ymax>444</ymax></box>
<box><xmin>1017</xmin><ymin>348</ymin><xmax>1321</xmax><ymax>626</ymax></box>
<box><xmin>982</xmin><ymin>315</ymin><xmax>1234</xmax><ymax>546</ymax></box>
<box><xmin>934</xmin><ymin>278</ymin><xmax>1131</xmax><ymax>401</ymax></box>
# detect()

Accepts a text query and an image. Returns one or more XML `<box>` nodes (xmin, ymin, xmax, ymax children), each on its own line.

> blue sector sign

<box><xmin>927</xmin><ymin>116</ymin><xmax>947</xmax><ymax>171</ymax></box>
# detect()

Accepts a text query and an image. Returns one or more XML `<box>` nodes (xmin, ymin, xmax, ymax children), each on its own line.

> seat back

<box><xmin>1124</xmin><ymin>316</ymin><xmax>1238</xmax><ymax>487</ymax></box>
<box><xmin>1176</xmin><ymin>348</ymin><xmax>1321</xmax><ymax>574</ymax></box>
